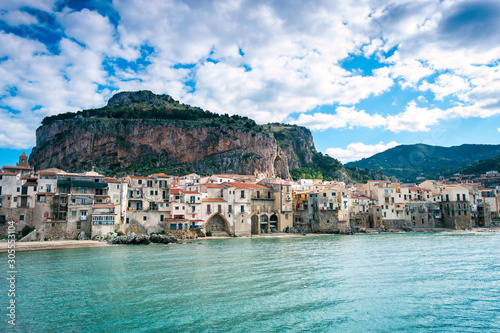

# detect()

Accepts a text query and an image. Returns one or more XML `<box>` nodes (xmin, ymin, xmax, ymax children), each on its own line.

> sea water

<box><xmin>2</xmin><ymin>232</ymin><xmax>500</xmax><ymax>332</ymax></box>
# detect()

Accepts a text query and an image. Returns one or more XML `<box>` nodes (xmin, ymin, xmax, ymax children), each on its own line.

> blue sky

<box><xmin>0</xmin><ymin>0</ymin><xmax>499</xmax><ymax>168</ymax></box>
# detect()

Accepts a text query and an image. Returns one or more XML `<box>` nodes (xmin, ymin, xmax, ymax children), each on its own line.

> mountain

<box><xmin>345</xmin><ymin>143</ymin><xmax>500</xmax><ymax>181</ymax></box>
<box><xmin>453</xmin><ymin>155</ymin><xmax>500</xmax><ymax>175</ymax></box>
<box><xmin>30</xmin><ymin>90</ymin><xmax>366</xmax><ymax>181</ymax></box>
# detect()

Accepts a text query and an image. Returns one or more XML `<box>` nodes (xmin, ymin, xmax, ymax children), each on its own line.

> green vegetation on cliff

<box><xmin>41</xmin><ymin>90</ymin><xmax>260</xmax><ymax>131</ymax></box>
<box><xmin>452</xmin><ymin>155</ymin><xmax>500</xmax><ymax>175</ymax></box>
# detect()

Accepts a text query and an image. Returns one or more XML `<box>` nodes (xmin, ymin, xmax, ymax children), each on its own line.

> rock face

<box><xmin>29</xmin><ymin>92</ymin><xmax>317</xmax><ymax>178</ymax></box>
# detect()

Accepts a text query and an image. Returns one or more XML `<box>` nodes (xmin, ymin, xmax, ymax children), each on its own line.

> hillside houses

<box><xmin>1</xmin><ymin>153</ymin><xmax>499</xmax><ymax>240</ymax></box>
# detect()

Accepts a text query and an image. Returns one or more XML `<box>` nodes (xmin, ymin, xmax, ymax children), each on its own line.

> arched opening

<box><xmin>270</xmin><ymin>214</ymin><xmax>278</xmax><ymax>232</ymax></box>
<box><xmin>205</xmin><ymin>213</ymin><xmax>230</xmax><ymax>236</ymax></box>
<box><xmin>251</xmin><ymin>215</ymin><xmax>259</xmax><ymax>235</ymax></box>
<box><xmin>260</xmin><ymin>215</ymin><xmax>269</xmax><ymax>233</ymax></box>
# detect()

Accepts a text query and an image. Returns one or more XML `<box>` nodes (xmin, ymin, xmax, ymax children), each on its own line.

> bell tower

<box><xmin>17</xmin><ymin>152</ymin><xmax>29</xmax><ymax>167</ymax></box>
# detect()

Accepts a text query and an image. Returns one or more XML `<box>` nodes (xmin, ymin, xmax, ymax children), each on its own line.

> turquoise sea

<box><xmin>2</xmin><ymin>232</ymin><xmax>500</xmax><ymax>332</ymax></box>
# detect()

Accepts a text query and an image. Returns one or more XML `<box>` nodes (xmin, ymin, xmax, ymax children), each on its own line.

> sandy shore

<box><xmin>0</xmin><ymin>240</ymin><xmax>110</xmax><ymax>253</ymax></box>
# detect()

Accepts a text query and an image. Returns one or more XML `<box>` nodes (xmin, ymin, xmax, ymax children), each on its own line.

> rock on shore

<box><xmin>109</xmin><ymin>233</ymin><xmax>178</xmax><ymax>245</ymax></box>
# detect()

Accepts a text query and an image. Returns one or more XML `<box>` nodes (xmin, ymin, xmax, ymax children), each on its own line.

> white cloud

<box><xmin>0</xmin><ymin>10</ymin><xmax>38</xmax><ymax>26</ymax></box>
<box><xmin>326</xmin><ymin>141</ymin><xmax>400</xmax><ymax>163</ymax></box>
<box><xmin>386</xmin><ymin>101</ymin><xmax>443</xmax><ymax>132</ymax></box>
<box><xmin>292</xmin><ymin>107</ymin><xmax>386</xmax><ymax>131</ymax></box>
<box><xmin>419</xmin><ymin>74</ymin><xmax>470</xmax><ymax>100</ymax></box>
<box><xmin>2</xmin><ymin>0</ymin><xmax>500</xmax><ymax>150</ymax></box>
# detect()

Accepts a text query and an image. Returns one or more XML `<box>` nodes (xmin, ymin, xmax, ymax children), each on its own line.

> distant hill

<box><xmin>453</xmin><ymin>155</ymin><xmax>500</xmax><ymax>175</ymax></box>
<box><xmin>345</xmin><ymin>144</ymin><xmax>500</xmax><ymax>181</ymax></box>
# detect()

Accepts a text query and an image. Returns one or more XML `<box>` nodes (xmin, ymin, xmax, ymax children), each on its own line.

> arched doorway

<box><xmin>260</xmin><ymin>215</ymin><xmax>269</xmax><ymax>233</ymax></box>
<box><xmin>270</xmin><ymin>214</ymin><xmax>278</xmax><ymax>231</ymax></box>
<box><xmin>205</xmin><ymin>214</ymin><xmax>230</xmax><ymax>236</ymax></box>
<box><xmin>251</xmin><ymin>215</ymin><xmax>259</xmax><ymax>235</ymax></box>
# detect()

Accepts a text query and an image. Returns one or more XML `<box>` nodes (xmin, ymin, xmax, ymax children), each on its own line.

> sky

<box><xmin>0</xmin><ymin>0</ymin><xmax>499</xmax><ymax>168</ymax></box>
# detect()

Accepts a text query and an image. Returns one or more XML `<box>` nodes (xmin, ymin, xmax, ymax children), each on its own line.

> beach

<box><xmin>0</xmin><ymin>240</ymin><xmax>110</xmax><ymax>252</ymax></box>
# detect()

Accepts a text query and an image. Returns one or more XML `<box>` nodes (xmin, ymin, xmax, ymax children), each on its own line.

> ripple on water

<box><xmin>2</xmin><ymin>232</ymin><xmax>500</xmax><ymax>332</ymax></box>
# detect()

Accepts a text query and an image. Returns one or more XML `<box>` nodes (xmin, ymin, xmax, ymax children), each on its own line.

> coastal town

<box><xmin>1</xmin><ymin>152</ymin><xmax>499</xmax><ymax>241</ymax></box>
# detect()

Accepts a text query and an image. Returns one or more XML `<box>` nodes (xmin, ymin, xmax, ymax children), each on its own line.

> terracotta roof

<box><xmin>202</xmin><ymin>198</ymin><xmax>226</xmax><ymax>202</ymax></box>
<box><xmin>408</xmin><ymin>187</ymin><xmax>431</xmax><ymax>191</ymax></box>
<box><xmin>36</xmin><ymin>192</ymin><xmax>55</xmax><ymax>196</ymax></box>
<box><xmin>0</xmin><ymin>172</ymin><xmax>18</xmax><ymax>176</ymax></box>
<box><xmin>154</xmin><ymin>173</ymin><xmax>175</xmax><ymax>178</ymax></box>
<box><xmin>180</xmin><ymin>190</ymin><xmax>201</xmax><ymax>194</ymax></box>
<box><xmin>170</xmin><ymin>188</ymin><xmax>200</xmax><ymax>195</ymax></box>
<box><xmin>223</xmin><ymin>182</ymin><xmax>270</xmax><ymax>189</ymax></box>
<box><xmin>204</xmin><ymin>184</ymin><xmax>225</xmax><ymax>188</ymax></box>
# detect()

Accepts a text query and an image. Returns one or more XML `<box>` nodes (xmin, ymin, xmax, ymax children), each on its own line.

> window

<box><xmin>19</xmin><ymin>215</ymin><xmax>24</xmax><ymax>221</ymax></box>
<box><xmin>170</xmin><ymin>223</ymin><xmax>177</xmax><ymax>230</ymax></box>
<box><xmin>0</xmin><ymin>186</ymin><xmax>2</xmax><ymax>195</ymax></box>
<box><xmin>143</xmin><ymin>216</ymin><xmax>147</xmax><ymax>221</ymax></box>
<box><xmin>218</xmin><ymin>205</ymin><xmax>222</xmax><ymax>213</ymax></box>
<box><xmin>147</xmin><ymin>180</ymin><xmax>153</xmax><ymax>187</ymax></box>
<box><xmin>192</xmin><ymin>206</ymin><xmax>195</xmax><ymax>212</ymax></box>
<box><xmin>241</xmin><ymin>205</ymin><xmax>244</xmax><ymax>213</ymax></box>
<box><xmin>457</xmin><ymin>194</ymin><xmax>460</xmax><ymax>201</ymax></box>
<box><xmin>126</xmin><ymin>218</ymin><xmax>129</xmax><ymax>224</ymax></box>
<box><xmin>77</xmin><ymin>222</ymin><xmax>81</xmax><ymax>230</ymax></box>
<box><xmin>72</xmin><ymin>211</ymin><xmax>76</xmax><ymax>217</ymax></box>
<box><xmin>138</xmin><ymin>180</ymin><xmax>142</xmax><ymax>185</ymax></box>
<box><xmin>241</xmin><ymin>190</ymin><xmax>245</xmax><ymax>199</ymax></box>
<box><xmin>17</xmin><ymin>187</ymin><xmax>20</xmax><ymax>192</ymax></box>
<box><xmin>175</xmin><ymin>206</ymin><xmax>179</xmax><ymax>210</ymax></box>
<box><xmin>150</xmin><ymin>191</ymin><xmax>154</xmax><ymax>195</ymax></box>
<box><xmin>207</xmin><ymin>205</ymin><xmax>211</xmax><ymax>213</ymax></box>
<box><xmin>81</xmin><ymin>188</ymin><xmax>87</xmax><ymax>194</ymax></box>
<box><xmin>81</xmin><ymin>211</ymin><xmax>87</xmax><ymax>220</ymax></box>
<box><xmin>160</xmin><ymin>215</ymin><xmax>164</xmax><ymax>221</ymax></box>
<box><xmin>190</xmin><ymin>196</ymin><xmax>195</xmax><ymax>203</ymax></box>
<box><xmin>228</xmin><ymin>205</ymin><xmax>232</xmax><ymax>213</ymax></box>
<box><xmin>463</xmin><ymin>194</ymin><xmax>466</xmax><ymax>201</ymax></box>
<box><xmin>117</xmin><ymin>185</ymin><xmax>120</xmax><ymax>189</ymax></box>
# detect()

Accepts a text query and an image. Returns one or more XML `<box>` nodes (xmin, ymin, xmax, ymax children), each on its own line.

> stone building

<box><xmin>440</xmin><ymin>186</ymin><xmax>472</xmax><ymax>230</ymax></box>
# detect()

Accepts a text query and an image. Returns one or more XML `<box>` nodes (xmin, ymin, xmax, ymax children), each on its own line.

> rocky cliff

<box><xmin>29</xmin><ymin>91</ymin><xmax>318</xmax><ymax>178</ymax></box>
